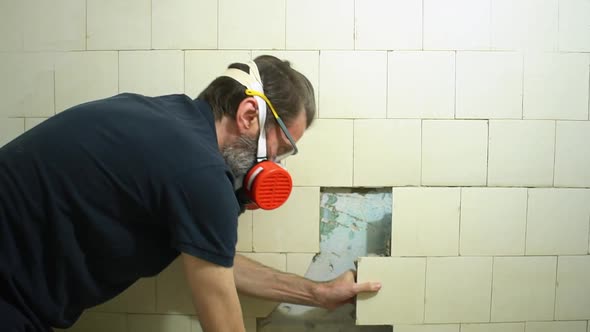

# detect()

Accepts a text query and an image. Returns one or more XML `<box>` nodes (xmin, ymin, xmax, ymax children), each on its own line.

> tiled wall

<box><xmin>0</xmin><ymin>0</ymin><xmax>589</xmax><ymax>331</ymax></box>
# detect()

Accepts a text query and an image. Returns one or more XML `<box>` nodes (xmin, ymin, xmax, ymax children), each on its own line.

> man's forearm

<box><xmin>233</xmin><ymin>254</ymin><xmax>325</xmax><ymax>307</ymax></box>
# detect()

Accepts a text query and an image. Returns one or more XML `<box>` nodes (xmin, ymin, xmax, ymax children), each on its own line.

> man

<box><xmin>0</xmin><ymin>55</ymin><xmax>381</xmax><ymax>332</ymax></box>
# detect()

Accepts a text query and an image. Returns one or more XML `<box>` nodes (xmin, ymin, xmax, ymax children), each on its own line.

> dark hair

<box><xmin>198</xmin><ymin>55</ymin><xmax>316</xmax><ymax>129</ymax></box>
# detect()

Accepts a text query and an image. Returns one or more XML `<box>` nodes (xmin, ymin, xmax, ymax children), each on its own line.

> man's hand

<box><xmin>233</xmin><ymin>254</ymin><xmax>380</xmax><ymax>310</ymax></box>
<box><xmin>312</xmin><ymin>270</ymin><xmax>382</xmax><ymax>310</ymax></box>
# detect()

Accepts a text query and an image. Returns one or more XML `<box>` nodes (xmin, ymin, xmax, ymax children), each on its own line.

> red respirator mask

<box><xmin>223</xmin><ymin>61</ymin><xmax>297</xmax><ymax>210</ymax></box>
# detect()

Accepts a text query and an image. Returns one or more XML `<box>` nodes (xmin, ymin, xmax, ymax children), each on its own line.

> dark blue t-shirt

<box><xmin>0</xmin><ymin>93</ymin><xmax>240</xmax><ymax>329</ymax></box>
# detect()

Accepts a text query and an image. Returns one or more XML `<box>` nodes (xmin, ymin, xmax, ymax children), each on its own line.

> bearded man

<box><xmin>0</xmin><ymin>55</ymin><xmax>381</xmax><ymax>332</ymax></box>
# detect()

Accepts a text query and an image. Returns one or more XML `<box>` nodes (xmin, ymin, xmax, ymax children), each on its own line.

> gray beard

<box><xmin>221</xmin><ymin>134</ymin><xmax>258</xmax><ymax>180</ymax></box>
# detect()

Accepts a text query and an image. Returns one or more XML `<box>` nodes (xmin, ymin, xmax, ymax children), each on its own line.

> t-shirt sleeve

<box><xmin>161</xmin><ymin>165</ymin><xmax>239</xmax><ymax>267</ymax></box>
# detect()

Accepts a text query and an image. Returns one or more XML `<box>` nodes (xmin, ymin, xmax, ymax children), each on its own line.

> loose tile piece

<box><xmin>422</xmin><ymin>120</ymin><xmax>488</xmax><ymax>186</ymax></box>
<box><xmin>392</xmin><ymin>188</ymin><xmax>461</xmax><ymax>256</ymax></box>
<box><xmin>555</xmin><ymin>256</ymin><xmax>590</xmax><ymax>320</ymax></box>
<box><xmin>286</xmin><ymin>0</ymin><xmax>354</xmax><ymax>49</ymax></box>
<box><xmin>456</xmin><ymin>52</ymin><xmax>523</xmax><ymax>119</ymax></box>
<box><xmin>425</xmin><ymin>257</ymin><xmax>493</xmax><ymax>323</ymax></box>
<box><xmin>355</xmin><ymin>0</ymin><xmax>422</xmax><ymax>50</ymax></box>
<box><xmin>319</xmin><ymin>51</ymin><xmax>387</xmax><ymax>119</ymax></box>
<box><xmin>252</xmin><ymin>187</ymin><xmax>320</xmax><ymax>253</ymax></box>
<box><xmin>526</xmin><ymin>189</ymin><xmax>590</xmax><ymax>255</ymax></box>
<box><xmin>488</xmin><ymin>120</ymin><xmax>555</xmax><ymax>187</ymax></box>
<box><xmin>387</xmin><ymin>51</ymin><xmax>455</xmax><ymax>119</ymax></box>
<box><xmin>460</xmin><ymin>188</ymin><xmax>527</xmax><ymax>255</ymax></box>
<box><xmin>356</xmin><ymin>257</ymin><xmax>426</xmax><ymax>325</ymax></box>
<box><xmin>354</xmin><ymin>119</ymin><xmax>421</xmax><ymax>186</ymax></box>
<box><xmin>555</xmin><ymin>121</ymin><xmax>590</xmax><ymax>187</ymax></box>
<box><xmin>424</xmin><ymin>0</ymin><xmax>490</xmax><ymax>50</ymax></box>
<box><xmin>491</xmin><ymin>256</ymin><xmax>557</xmax><ymax>322</ymax></box>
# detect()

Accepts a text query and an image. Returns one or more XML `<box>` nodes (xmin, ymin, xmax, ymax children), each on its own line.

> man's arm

<box><xmin>233</xmin><ymin>254</ymin><xmax>381</xmax><ymax>310</ymax></box>
<box><xmin>182</xmin><ymin>253</ymin><xmax>245</xmax><ymax>332</ymax></box>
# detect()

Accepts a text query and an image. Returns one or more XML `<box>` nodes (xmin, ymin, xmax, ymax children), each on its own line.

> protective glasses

<box><xmin>245</xmin><ymin>89</ymin><xmax>298</xmax><ymax>162</ymax></box>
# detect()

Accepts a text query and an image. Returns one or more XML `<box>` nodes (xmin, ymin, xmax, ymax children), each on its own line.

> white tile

<box><xmin>392</xmin><ymin>187</ymin><xmax>461</xmax><ymax>256</ymax></box>
<box><xmin>62</xmin><ymin>312</ymin><xmax>126</xmax><ymax>332</ymax></box>
<box><xmin>252</xmin><ymin>187</ymin><xmax>320</xmax><ymax>252</ymax></box>
<box><xmin>119</xmin><ymin>51</ymin><xmax>184</xmax><ymax>97</ymax></box>
<box><xmin>526</xmin><ymin>189</ymin><xmax>590</xmax><ymax>255</ymax></box>
<box><xmin>155</xmin><ymin>257</ymin><xmax>193</xmax><ymax>314</ymax></box>
<box><xmin>251</xmin><ymin>51</ymin><xmax>320</xmax><ymax>112</ymax></box>
<box><xmin>184</xmin><ymin>51</ymin><xmax>251</xmax><ymax>98</ymax></box>
<box><xmin>525</xmin><ymin>321</ymin><xmax>588</xmax><ymax>332</ymax></box>
<box><xmin>219</xmin><ymin>0</ymin><xmax>285</xmax><ymax>49</ymax></box>
<box><xmin>356</xmin><ymin>257</ymin><xmax>426</xmax><ymax>325</ymax></box>
<box><xmin>286</xmin><ymin>119</ymin><xmax>353</xmax><ymax>186</ymax></box>
<box><xmin>355</xmin><ymin>0</ymin><xmax>422</xmax><ymax>50</ymax></box>
<box><xmin>387</xmin><ymin>51</ymin><xmax>455</xmax><ymax>119</ymax></box>
<box><xmin>286</xmin><ymin>0</ymin><xmax>354</xmax><ymax>50</ymax></box>
<box><xmin>456</xmin><ymin>52</ymin><xmax>523</xmax><ymax>119</ymax></box>
<box><xmin>236</xmin><ymin>211</ymin><xmax>253</xmax><ymax>252</ymax></box>
<box><xmin>87</xmin><ymin>0</ymin><xmax>151</xmax><ymax>50</ymax></box>
<box><xmin>238</xmin><ymin>253</ymin><xmax>286</xmax><ymax>318</ymax></box>
<box><xmin>394</xmin><ymin>325</ymin><xmax>460</xmax><ymax>332</ymax></box>
<box><xmin>13</xmin><ymin>53</ymin><xmax>56</xmax><ymax>117</ymax></box>
<box><xmin>0</xmin><ymin>118</ymin><xmax>24</xmax><ymax>147</ymax></box>
<box><xmin>55</xmin><ymin>52</ymin><xmax>118</xmax><ymax>112</ymax></box>
<box><xmin>460</xmin><ymin>188</ymin><xmax>527</xmax><ymax>256</ymax></box>
<box><xmin>556</xmin><ymin>256</ymin><xmax>590</xmax><ymax>320</ymax></box>
<box><xmin>319</xmin><ymin>51</ymin><xmax>387</xmax><ymax>119</ymax></box>
<box><xmin>523</xmin><ymin>53</ymin><xmax>589</xmax><ymax>120</ymax></box>
<box><xmin>152</xmin><ymin>0</ymin><xmax>216</xmax><ymax>49</ymax></box>
<box><xmin>461</xmin><ymin>323</ymin><xmax>525</xmax><ymax>332</ymax></box>
<box><xmin>0</xmin><ymin>1</ymin><xmax>23</xmax><ymax>51</ymax></box>
<box><xmin>286</xmin><ymin>253</ymin><xmax>315</xmax><ymax>277</ymax></box>
<box><xmin>425</xmin><ymin>257</ymin><xmax>493</xmax><ymax>323</ymax></box>
<box><xmin>353</xmin><ymin>119</ymin><xmax>421</xmax><ymax>186</ymax></box>
<box><xmin>128</xmin><ymin>314</ymin><xmax>191</xmax><ymax>332</ymax></box>
<box><xmin>424</xmin><ymin>0</ymin><xmax>491</xmax><ymax>50</ymax></box>
<box><xmin>92</xmin><ymin>278</ymin><xmax>156</xmax><ymax>313</ymax></box>
<box><xmin>24</xmin><ymin>118</ymin><xmax>48</xmax><ymax>131</ymax></box>
<box><xmin>491</xmin><ymin>256</ymin><xmax>557</xmax><ymax>322</ymax></box>
<box><xmin>555</xmin><ymin>121</ymin><xmax>590</xmax><ymax>187</ymax></box>
<box><xmin>488</xmin><ymin>120</ymin><xmax>555</xmax><ymax>186</ymax></box>
<box><xmin>559</xmin><ymin>0</ymin><xmax>590</xmax><ymax>51</ymax></box>
<box><xmin>190</xmin><ymin>317</ymin><xmax>203</xmax><ymax>332</ymax></box>
<box><xmin>491</xmin><ymin>0</ymin><xmax>558</xmax><ymax>51</ymax></box>
<box><xmin>23</xmin><ymin>0</ymin><xmax>85</xmax><ymax>51</ymax></box>
<box><xmin>422</xmin><ymin>120</ymin><xmax>488</xmax><ymax>186</ymax></box>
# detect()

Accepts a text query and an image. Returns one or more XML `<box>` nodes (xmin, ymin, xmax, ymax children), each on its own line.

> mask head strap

<box><xmin>222</xmin><ymin>61</ymin><xmax>268</xmax><ymax>162</ymax></box>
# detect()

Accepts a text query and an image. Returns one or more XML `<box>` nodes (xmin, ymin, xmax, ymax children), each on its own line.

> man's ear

<box><xmin>235</xmin><ymin>96</ymin><xmax>259</xmax><ymax>134</ymax></box>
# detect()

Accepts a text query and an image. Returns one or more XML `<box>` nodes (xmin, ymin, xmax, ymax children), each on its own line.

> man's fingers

<box><xmin>353</xmin><ymin>281</ymin><xmax>382</xmax><ymax>294</ymax></box>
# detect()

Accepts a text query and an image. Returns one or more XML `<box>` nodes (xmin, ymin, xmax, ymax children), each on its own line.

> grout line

<box><xmin>524</xmin><ymin>189</ymin><xmax>530</xmax><ymax>255</ymax></box>
<box><xmin>489</xmin><ymin>256</ymin><xmax>495</xmax><ymax>322</ymax></box>
<box><xmin>458</xmin><ymin>187</ymin><xmax>462</xmax><ymax>255</ymax></box>
<box><xmin>150</xmin><ymin>0</ymin><xmax>153</xmax><ymax>50</ymax></box>
<box><xmin>453</xmin><ymin>51</ymin><xmax>457</xmax><ymax>119</ymax></box>
<box><xmin>521</xmin><ymin>53</ymin><xmax>525</xmax><ymax>119</ymax></box>
<box><xmin>553</xmin><ymin>256</ymin><xmax>559</xmax><ymax>320</ymax></box>
<box><xmin>421</xmin><ymin>0</ymin><xmax>424</xmax><ymax>50</ymax></box>
<box><xmin>420</xmin><ymin>119</ymin><xmax>424</xmax><ymax>185</ymax></box>
<box><xmin>353</xmin><ymin>0</ymin><xmax>356</xmax><ymax>50</ymax></box>
<box><xmin>117</xmin><ymin>51</ymin><xmax>120</xmax><ymax>93</ymax></box>
<box><xmin>423</xmin><ymin>257</ymin><xmax>428</xmax><ymax>323</ymax></box>
<box><xmin>552</xmin><ymin>121</ymin><xmax>557</xmax><ymax>187</ymax></box>
<box><xmin>486</xmin><ymin>120</ymin><xmax>490</xmax><ymax>186</ymax></box>
<box><xmin>85</xmin><ymin>0</ymin><xmax>88</xmax><ymax>51</ymax></box>
<box><xmin>284</xmin><ymin>0</ymin><xmax>287</xmax><ymax>50</ymax></box>
<box><xmin>385</xmin><ymin>51</ymin><xmax>389</xmax><ymax>118</ymax></box>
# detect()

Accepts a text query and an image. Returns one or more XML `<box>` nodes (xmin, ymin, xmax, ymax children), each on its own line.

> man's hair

<box><xmin>198</xmin><ymin>55</ymin><xmax>316</xmax><ymax>129</ymax></box>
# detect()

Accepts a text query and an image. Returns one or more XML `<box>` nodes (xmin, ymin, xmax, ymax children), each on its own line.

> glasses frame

<box><xmin>245</xmin><ymin>89</ymin><xmax>299</xmax><ymax>160</ymax></box>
